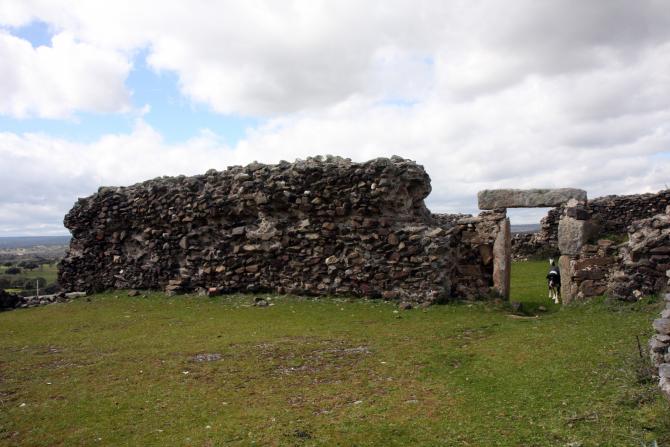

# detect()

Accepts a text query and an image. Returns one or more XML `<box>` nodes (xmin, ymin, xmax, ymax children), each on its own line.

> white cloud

<box><xmin>2</xmin><ymin>85</ymin><xmax>669</xmax><ymax>234</ymax></box>
<box><xmin>0</xmin><ymin>0</ymin><xmax>669</xmax><ymax>233</ymax></box>
<box><xmin>2</xmin><ymin>0</ymin><xmax>670</xmax><ymax>116</ymax></box>
<box><xmin>0</xmin><ymin>30</ymin><xmax>130</xmax><ymax>118</ymax></box>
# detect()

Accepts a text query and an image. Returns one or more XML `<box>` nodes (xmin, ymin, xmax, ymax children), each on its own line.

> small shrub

<box><xmin>634</xmin><ymin>335</ymin><xmax>656</xmax><ymax>385</ymax></box>
<box><xmin>18</xmin><ymin>261</ymin><xmax>39</xmax><ymax>270</ymax></box>
<box><xmin>5</xmin><ymin>267</ymin><xmax>21</xmax><ymax>275</ymax></box>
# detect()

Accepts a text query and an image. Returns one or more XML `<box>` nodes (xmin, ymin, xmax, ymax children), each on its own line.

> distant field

<box><xmin>0</xmin><ymin>263</ymin><xmax>59</xmax><ymax>295</ymax></box>
<box><xmin>0</xmin><ymin>261</ymin><xmax>667</xmax><ymax>446</ymax></box>
<box><xmin>0</xmin><ymin>236</ymin><xmax>70</xmax><ymax>249</ymax></box>
<box><xmin>510</xmin><ymin>223</ymin><xmax>541</xmax><ymax>234</ymax></box>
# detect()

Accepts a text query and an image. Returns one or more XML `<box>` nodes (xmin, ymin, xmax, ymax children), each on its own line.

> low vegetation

<box><xmin>0</xmin><ymin>261</ymin><xmax>668</xmax><ymax>446</ymax></box>
<box><xmin>0</xmin><ymin>262</ymin><xmax>59</xmax><ymax>295</ymax></box>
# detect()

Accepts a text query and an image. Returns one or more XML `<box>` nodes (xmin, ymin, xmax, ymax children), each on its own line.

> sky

<box><xmin>0</xmin><ymin>0</ymin><xmax>669</xmax><ymax>236</ymax></box>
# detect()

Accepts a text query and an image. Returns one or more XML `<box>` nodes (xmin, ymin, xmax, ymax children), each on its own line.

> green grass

<box><xmin>0</xmin><ymin>262</ymin><xmax>668</xmax><ymax>446</ymax></box>
<box><xmin>510</xmin><ymin>260</ymin><xmax>562</xmax><ymax>314</ymax></box>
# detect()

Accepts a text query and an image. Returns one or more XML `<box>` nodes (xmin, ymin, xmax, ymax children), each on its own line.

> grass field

<box><xmin>0</xmin><ymin>263</ymin><xmax>59</xmax><ymax>292</ymax></box>
<box><xmin>1</xmin><ymin>261</ymin><xmax>668</xmax><ymax>446</ymax></box>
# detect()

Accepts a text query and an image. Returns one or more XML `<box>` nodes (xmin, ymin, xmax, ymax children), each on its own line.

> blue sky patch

<box><xmin>126</xmin><ymin>50</ymin><xmax>262</xmax><ymax>145</ymax></box>
<box><xmin>0</xmin><ymin>44</ymin><xmax>262</xmax><ymax>146</ymax></box>
<box><xmin>7</xmin><ymin>20</ymin><xmax>54</xmax><ymax>47</ymax></box>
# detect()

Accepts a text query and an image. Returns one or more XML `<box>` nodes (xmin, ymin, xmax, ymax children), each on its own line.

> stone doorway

<box><xmin>477</xmin><ymin>188</ymin><xmax>588</xmax><ymax>303</ymax></box>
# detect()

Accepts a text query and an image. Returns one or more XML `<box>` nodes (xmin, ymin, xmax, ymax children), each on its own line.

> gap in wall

<box><xmin>506</xmin><ymin>207</ymin><xmax>557</xmax><ymax>312</ymax></box>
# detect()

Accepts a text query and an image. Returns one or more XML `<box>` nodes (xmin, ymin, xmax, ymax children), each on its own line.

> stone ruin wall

<box><xmin>480</xmin><ymin>187</ymin><xmax>669</xmax><ymax>304</ymax></box>
<box><xmin>512</xmin><ymin>189</ymin><xmax>670</xmax><ymax>260</ymax></box>
<box><xmin>590</xmin><ymin>190</ymin><xmax>670</xmax><ymax>236</ymax></box>
<box><xmin>608</xmin><ymin>209</ymin><xmax>670</xmax><ymax>300</ymax></box>
<box><xmin>58</xmin><ymin>157</ymin><xmax>507</xmax><ymax>304</ymax></box>
<box><xmin>556</xmin><ymin>198</ymin><xmax>670</xmax><ymax>303</ymax></box>
<box><xmin>650</xmin><ymin>289</ymin><xmax>670</xmax><ymax>401</ymax></box>
<box><xmin>511</xmin><ymin>208</ymin><xmax>562</xmax><ymax>260</ymax></box>
<box><xmin>630</xmin><ymin>208</ymin><xmax>670</xmax><ymax>401</ymax></box>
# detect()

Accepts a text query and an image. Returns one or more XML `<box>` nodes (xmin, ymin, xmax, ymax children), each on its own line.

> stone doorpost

<box><xmin>557</xmin><ymin>199</ymin><xmax>597</xmax><ymax>303</ymax></box>
<box><xmin>492</xmin><ymin>215</ymin><xmax>511</xmax><ymax>300</ymax></box>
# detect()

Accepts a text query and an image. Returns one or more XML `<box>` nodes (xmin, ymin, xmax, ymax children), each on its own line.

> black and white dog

<box><xmin>546</xmin><ymin>259</ymin><xmax>561</xmax><ymax>304</ymax></box>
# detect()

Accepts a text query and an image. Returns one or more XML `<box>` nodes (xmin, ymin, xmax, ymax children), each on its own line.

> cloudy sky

<box><xmin>1</xmin><ymin>0</ymin><xmax>669</xmax><ymax>235</ymax></box>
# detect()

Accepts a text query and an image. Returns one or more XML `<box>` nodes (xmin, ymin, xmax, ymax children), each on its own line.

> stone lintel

<box><xmin>477</xmin><ymin>188</ymin><xmax>587</xmax><ymax>210</ymax></box>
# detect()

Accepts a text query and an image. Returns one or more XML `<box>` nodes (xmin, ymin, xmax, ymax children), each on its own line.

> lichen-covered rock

<box><xmin>59</xmin><ymin>156</ymin><xmax>503</xmax><ymax>304</ymax></box>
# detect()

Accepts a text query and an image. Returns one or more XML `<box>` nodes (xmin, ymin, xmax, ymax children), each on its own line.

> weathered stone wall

<box><xmin>59</xmin><ymin>156</ymin><xmax>505</xmax><ymax>304</ymax></box>
<box><xmin>590</xmin><ymin>190</ymin><xmax>670</xmax><ymax>236</ymax></box>
<box><xmin>448</xmin><ymin>210</ymin><xmax>508</xmax><ymax>299</ymax></box>
<box><xmin>556</xmin><ymin>204</ymin><xmax>670</xmax><ymax>303</ymax></box>
<box><xmin>511</xmin><ymin>190</ymin><xmax>670</xmax><ymax>260</ymax></box>
<box><xmin>608</xmin><ymin>209</ymin><xmax>670</xmax><ymax>301</ymax></box>
<box><xmin>510</xmin><ymin>207</ymin><xmax>563</xmax><ymax>260</ymax></box>
<box><xmin>649</xmin><ymin>287</ymin><xmax>670</xmax><ymax>400</ymax></box>
<box><xmin>559</xmin><ymin>240</ymin><xmax>619</xmax><ymax>303</ymax></box>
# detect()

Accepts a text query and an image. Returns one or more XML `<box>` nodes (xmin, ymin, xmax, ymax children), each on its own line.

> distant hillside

<box><xmin>510</xmin><ymin>224</ymin><xmax>540</xmax><ymax>234</ymax></box>
<box><xmin>0</xmin><ymin>236</ymin><xmax>71</xmax><ymax>249</ymax></box>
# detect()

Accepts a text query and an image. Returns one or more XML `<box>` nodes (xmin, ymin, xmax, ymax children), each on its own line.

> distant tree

<box><xmin>5</xmin><ymin>267</ymin><xmax>21</xmax><ymax>275</ymax></box>
<box><xmin>2</xmin><ymin>262</ymin><xmax>13</xmax><ymax>267</ymax></box>
<box><xmin>19</xmin><ymin>261</ymin><xmax>39</xmax><ymax>270</ymax></box>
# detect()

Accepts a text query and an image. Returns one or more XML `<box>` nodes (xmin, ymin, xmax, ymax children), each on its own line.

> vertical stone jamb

<box><xmin>493</xmin><ymin>212</ymin><xmax>511</xmax><ymax>300</ymax></box>
<box><xmin>557</xmin><ymin>198</ymin><xmax>596</xmax><ymax>303</ymax></box>
<box><xmin>558</xmin><ymin>255</ymin><xmax>573</xmax><ymax>304</ymax></box>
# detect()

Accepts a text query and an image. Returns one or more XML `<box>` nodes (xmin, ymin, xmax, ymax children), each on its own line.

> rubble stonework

<box><xmin>648</xmin><ymin>288</ymin><xmax>670</xmax><ymax>401</ymax></box>
<box><xmin>0</xmin><ymin>289</ymin><xmax>85</xmax><ymax>311</ymax></box>
<box><xmin>59</xmin><ymin>156</ymin><xmax>507</xmax><ymax>303</ymax></box>
<box><xmin>590</xmin><ymin>190</ymin><xmax>670</xmax><ymax>236</ymax></box>
<box><xmin>449</xmin><ymin>210</ymin><xmax>510</xmax><ymax>299</ymax></box>
<box><xmin>559</xmin><ymin>240</ymin><xmax>619</xmax><ymax>303</ymax></box>
<box><xmin>608</xmin><ymin>209</ymin><xmax>670</xmax><ymax>301</ymax></box>
<box><xmin>511</xmin><ymin>189</ymin><xmax>670</xmax><ymax>260</ymax></box>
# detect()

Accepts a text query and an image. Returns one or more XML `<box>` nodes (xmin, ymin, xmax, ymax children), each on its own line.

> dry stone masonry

<box><xmin>59</xmin><ymin>156</ymin><xmax>508</xmax><ymax>304</ymax></box>
<box><xmin>551</xmin><ymin>201</ymin><xmax>670</xmax><ymax>304</ymax></box>
<box><xmin>590</xmin><ymin>190</ymin><xmax>670</xmax><ymax>236</ymax></box>
<box><xmin>608</xmin><ymin>208</ymin><xmax>670</xmax><ymax>301</ymax></box>
<box><xmin>512</xmin><ymin>189</ymin><xmax>670</xmax><ymax>259</ymax></box>
<box><xmin>650</xmin><ymin>283</ymin><xmax>670</xmax><ymax>400</ymax></box>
